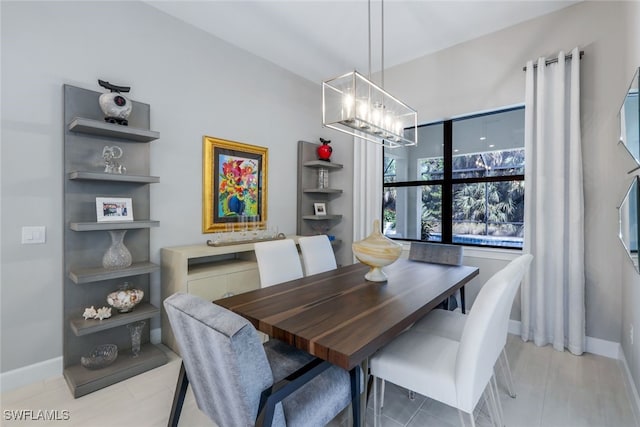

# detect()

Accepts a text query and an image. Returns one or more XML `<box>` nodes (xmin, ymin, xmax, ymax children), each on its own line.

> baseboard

<box><xmin>2</xmin><ymin>328</ymin><xmax>162</xmax><ymax>394</ymax></box>
<box><xmin>585</xmin><ymin>335</ymin><xmax>621</xmax><ymax>359</ymax></box>
<box><xmin>619</xmin><ymin>347</ymin><xmax>640</xmax><ymax>425</ymax></box>
<box><xmin>0</xmin><ymin>356</ymin><xmax>62</xmax><ymax>394</ymax></box>
<box><xmin>508</xmin><ymin>319</ymin><xmax>621</xmax><ymax>359</ymax></box>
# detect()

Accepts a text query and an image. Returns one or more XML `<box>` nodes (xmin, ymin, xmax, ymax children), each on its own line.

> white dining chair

<box><xmin>254</xmin><ymin>239</ymin><xmax>303</xmax><ymax>287</ymax></box>
<box><xmin>410</xmin><ymin>254</ymin><xmax>533</xmax><ymax>399</ymax></box>
<box><xmin>298</xmin><ymin>235</ymin><xmax>337</xmax><ymax>276</ymax></box>
<box><xmin>370</xmin><ymin>253</ymin><xmax>532</xmax><ymax>427</ymax></box>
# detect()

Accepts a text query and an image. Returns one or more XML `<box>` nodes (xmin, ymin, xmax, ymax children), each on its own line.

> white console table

<box><xmin>161</xmin><ymin>236</ymin><xmax>301</xmax><ymax>353</ymax></box>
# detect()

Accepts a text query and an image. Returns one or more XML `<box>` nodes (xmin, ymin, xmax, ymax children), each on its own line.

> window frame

<box><xmin>382</xmin><ymin>106</ymin><xmax>525</xmax><ymax>249</ymax></box>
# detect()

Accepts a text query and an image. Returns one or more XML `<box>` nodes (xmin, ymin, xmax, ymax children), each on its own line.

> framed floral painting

<box><xmin>203</xmin><ymin>136</ymin><xmax>268</xmax><ymax>233</ymax></box>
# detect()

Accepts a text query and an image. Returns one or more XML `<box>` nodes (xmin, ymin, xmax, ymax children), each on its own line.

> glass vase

<box><xmin>102</xmin><ymin>230</ymin><xmax>132</xmax><ymax>269</ymax></box>
<box><xmin>127</xmin><ymin>321</ymin><xmax>145</xmax><ymax>358</ymax></box>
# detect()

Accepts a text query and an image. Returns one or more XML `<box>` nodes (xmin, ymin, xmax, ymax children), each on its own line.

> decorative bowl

<box><xmin>107</xmin><ymin>284</ymin><xmax>144</xmax><ymax>313</ymax></box>
<box><xmin>80</xmin><ymin>344</ymin><xmax>118</xmax><ymax>370</ymax></box>
<box><xmin>352</xmin><ymin>219</ymin><xmax>402</xmax><ymax>282</ymax></box>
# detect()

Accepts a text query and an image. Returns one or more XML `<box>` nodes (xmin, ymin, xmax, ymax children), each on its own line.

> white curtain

<box><xmin>521</xmin><ymin>47</ymin><xmax>585</xmax><ymax>355</ymax></box>
<box><xmin>353</xmin><ymin>137</ymin><xmax>383</xmax><ymax>242</ymax></box>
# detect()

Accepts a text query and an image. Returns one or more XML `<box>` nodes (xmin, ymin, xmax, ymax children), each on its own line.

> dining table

<box><xmin>214</xmin><ymin>257</ymin><xmax>479</xmax><ymax>427</ymax></box>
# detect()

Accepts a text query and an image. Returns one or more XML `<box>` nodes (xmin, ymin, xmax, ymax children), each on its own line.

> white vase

<box><xmin>352</xmin><ymin>219</ymin><xmax>402</xmax><ymax>282</ymax></box>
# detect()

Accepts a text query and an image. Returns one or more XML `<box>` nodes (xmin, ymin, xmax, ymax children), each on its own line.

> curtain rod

<box><xmin>522</xmin><ymin>50</ymin><xmax>584</xmax><ymax>71</ymax></box>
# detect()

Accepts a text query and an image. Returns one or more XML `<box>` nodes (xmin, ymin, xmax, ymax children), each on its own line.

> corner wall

<box><xmin>383</xmin><ymin>0</ymin><xmax>636</xmax><ymax>345</ymax></box>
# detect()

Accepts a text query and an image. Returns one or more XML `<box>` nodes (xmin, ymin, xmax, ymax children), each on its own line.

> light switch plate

<box><xmin>22</xmin><ymin>226</ymin><xmax>46</xmax><ymax>244</ymax></box>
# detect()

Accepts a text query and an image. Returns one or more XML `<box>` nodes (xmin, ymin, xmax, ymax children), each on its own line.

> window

<box><xmin>383</xmin><ymin>107</ymin><xmax>525</xmax><ymax>248</ymax></box>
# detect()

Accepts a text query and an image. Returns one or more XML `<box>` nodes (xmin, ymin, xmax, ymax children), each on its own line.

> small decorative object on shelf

<box><xmin>102</xmin><ymin>230</ymin><xmax>133</xmax><ymax>269</ymax></box>
<box><xmin>127</xmin><ymin>321</ymin><xmax>145</xmax><ymax>358</ymax></box>
<box><xmin>318</xmin><ymin>167</ymin><xmax>329</xmax><ymax>188</ymax></box>
<box><xmin>107</xmin><ymin>282</ymin><xmax>144</xmax><ymax>313</ymax></box>
<box><xmin>80</xmin><ymin>344</ymin><xmax>118</xmax><ymax>370</ymax></box>
<box><xmin>352</xmin><ymin>219</ymin><xmax>402</xmax><ymax>282</ymax></box>
<box><xmin>98</xmin><ymin>79</ymin><xmax>132</xmax><ymax>126</ymax></box>
<box><xmin>82</xmin><ymin>306</ymin><xmax>97</xmax><ymax>320</ymax></box>
<box><xmin>102</xmin><ymin>145</ymin><xmax>126</xmax><ymax>174</ymax></box>
<box><xmin>206</xmin><ymin>232</ymin><xmax>286</xmax><ymax>247</ymax></box>
<box><xmin>96</xmin><ymin>197</ymin><xmax>133</xmax><ymax>222</ymax></box>
<box><xmin>314</xmin><ymin>202</ymin><xmax>327</xmax><ymax>216</ymax></box>
<box><xmin>82</xmin><ymin>306</ymin><xmax>112</xmax><ymax>321</ymax></box>
<box><xmin>317</xmin><ymin>137</ymin><xmax>333</xmax><ymax>161</ymax></box>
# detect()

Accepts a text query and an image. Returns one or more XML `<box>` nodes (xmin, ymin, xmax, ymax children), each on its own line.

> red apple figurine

<box><xmin>317</xmin><ymin>138</ymin><xmax>333</xmax><ymax>161</ymax></box>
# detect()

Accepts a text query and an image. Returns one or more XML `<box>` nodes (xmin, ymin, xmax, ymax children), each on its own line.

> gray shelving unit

<box><xmin>296</xmin><ymin>140</ymin><xmax>343</xmax><ymax>241</ymax></box>
<box><xmin>63</xmin><ymin>85</ymin><xmax>167</xmax><ymax>398</ymax></box>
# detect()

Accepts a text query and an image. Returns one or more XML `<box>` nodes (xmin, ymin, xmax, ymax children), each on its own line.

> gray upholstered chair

<box><xmin>409</xmin><ymin>241</ymin><xmax>465</xmax><ymax>312</ymax></box>
<box><xmin>163</xmin><ymin>293</ymin><xmax>352</xmax><ymax>427</ymax></box>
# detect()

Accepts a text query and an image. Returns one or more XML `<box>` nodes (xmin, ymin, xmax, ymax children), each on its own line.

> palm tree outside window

<box><xmin>383</xmin><ymin>106</ymin><xmax>525</xmax><ymax>249</ymax></box>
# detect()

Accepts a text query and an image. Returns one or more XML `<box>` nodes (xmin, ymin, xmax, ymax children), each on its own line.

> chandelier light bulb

<box><xmin>342</xmin><ymin>93</ymin><xmax>354</xmax><ymax>121</ymax></box>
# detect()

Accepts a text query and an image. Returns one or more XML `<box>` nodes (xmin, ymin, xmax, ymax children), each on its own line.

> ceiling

<box><xmin>145</xmin><ymin>0</ymin><xmax>580</xmax><ymax>84</ymax></box>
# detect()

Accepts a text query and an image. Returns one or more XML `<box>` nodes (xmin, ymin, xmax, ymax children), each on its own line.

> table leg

<box><xmin>349</xmin><ymin>358</ymin><xmax>369</xmax><ymax>427</ymax></box>
<box><xmin>360</xmin><ymin>358</ymin><xmax>368</xmax><ymax>426</ymax></box>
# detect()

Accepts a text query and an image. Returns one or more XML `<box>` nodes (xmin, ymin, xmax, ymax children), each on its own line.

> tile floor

<box><xmin>1</xmin><ymin>335</ymin><xmax>637</xmax><ymax>427</ymax></box>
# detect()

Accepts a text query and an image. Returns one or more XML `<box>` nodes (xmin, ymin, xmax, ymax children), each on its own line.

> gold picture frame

<box><xmin>203</xmin><ymin>136</ymin><xmax>268</xmax><ymax>233</ymax></box>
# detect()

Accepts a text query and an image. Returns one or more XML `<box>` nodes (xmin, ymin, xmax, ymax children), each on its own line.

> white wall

<box><xmin>384</xmin><ymin>1</ymin><xmax>637</xmax><ymax>344</ymax></box>
<box><xmin>0</xmin><ymin>0</ymin><xmax>353</xmax><ymax>375</ymax></box>
<box><xmin>620</xmin><ymin>0</ymin><xmax>640</xmax><ymax>408</ymax></box>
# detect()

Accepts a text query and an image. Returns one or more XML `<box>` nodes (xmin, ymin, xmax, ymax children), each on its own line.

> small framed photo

<box><xmin>314</xmin><ymin>202</ymin><xmax>327</xmax><ymax>216</ymax></box>
<box><xmin>96</xmin><ymin>197</ymin><xmax>133</xmax><ymax>222</ymax></box>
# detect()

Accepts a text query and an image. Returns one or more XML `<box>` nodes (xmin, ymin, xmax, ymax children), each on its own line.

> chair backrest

<box><xmin>454</xmin><ymin>254</ymin><xmax>533</xmax><ymax>412</ymax></box>
<box><xmin>163</xmin><ymin>293</ymin><xmax>286</xmax><ymax>427</ymax></box>
<box><xmin>409</xmin><ymin>242</ymin><xmax>463</xmax><ymax>266</ymax></box>
<box><xmin>254</xmin><ymin>239</ymin><xmax>304</xmax><ymax>287</ymax></box>
<box><xmin>298</xmin><ymin>235</ymin><xmax>337</xmax><ymax>276</ymax></box>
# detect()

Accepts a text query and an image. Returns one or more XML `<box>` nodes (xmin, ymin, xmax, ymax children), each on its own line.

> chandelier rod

<box><xmin>367</xmin><ymin>0</ymin><xmax>372</xmax><ymax>81</ymax></box>
<box><xmin>381</xmin><ymin>0</ymin><xmax>384</xmax><ymax>88</ymax></box>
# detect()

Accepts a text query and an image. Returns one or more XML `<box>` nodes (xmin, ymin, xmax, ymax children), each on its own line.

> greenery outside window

<box><xmin>383</xmin><ymin>106</ymin><xmax>525</xmax><ymax>248</ymax></box>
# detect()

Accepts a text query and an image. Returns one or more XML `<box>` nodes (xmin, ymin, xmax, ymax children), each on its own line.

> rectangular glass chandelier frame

<box><xmin>322</xmin><ymin>70</ymin><xmax>418</xmax><ymax>148</ymax></box>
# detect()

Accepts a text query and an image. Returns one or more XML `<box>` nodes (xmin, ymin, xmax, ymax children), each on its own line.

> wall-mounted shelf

<box><xmin>297</xmin><ymin>141</ymin><xmax>344</xmax><ymax>257</ymax></box>
<box><xmin>63</xmin><ymin>85</ymin><xmax>166</xmax><ymax>398</ymax></box>
<box><xmin>69</xmin><ymin>262</ymin><xmax>160</xmax><ymax>284</ymax></box>
<box><xmin>70</xmin><ymin>303</ymin><xmax>160</xmax><ymax>336</ymax></box>
<box><xmin>303</xmin><ymin>188</ymin><xmax>343</xmax><ymax>194</ymax></box>
<box><xmin>303</xmin><ymin>160</ymin><xmax>344</xmax><ymax>169</ymax></box>
<box><xmin>69</xmin><ymin>171</ymin><xmax>160</xmax><ymax>184</ymax></box>
<box><xmin>302</xmin><ymin>214</ymin><xmax>343</xmax><ymax>221</ymax></box>
<box><xmin>68</xmin><ymin>117</ymin><xmax>159</xmax><ymax>142</ymax></box>
<box><xmin>69</xmin><ymin>220</ymin><xmax>160</xmax><ymax>231</ymax></box>
<box><xmin>63</xmin><ymin>343</ymin><xmax>166</xmax><ymax>398</ymax></box>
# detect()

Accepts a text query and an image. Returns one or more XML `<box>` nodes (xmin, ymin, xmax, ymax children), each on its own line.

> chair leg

<box><xmin>380</xmin><ymin>379</ymin><xmax>385</xmax><ymax>409</ymax></box>
<box><xmin>483</xmin><ymin>389</ymin><xmax>498</xmax><ymax>427</ymax></box>
<box><xmin>168</xmin><ymin>362</ymin><xmax>189</xmax><ymax>427</ymax></box>
<box><xmin>487</xmin><ymin>376</ymin><xmax>504</xmax><ymax>427</ymax></box>
<box><xmin>458</xmin><ymin>409</ymin><xmax>467</xmax><ymax>427</ymax></box>
<box><xmin>500</xmin><ymin>348</ymin><xmax>517</xmax><ymax>398</ymax></box>
<box><xmin>408</xmin><ymin>390</ymin><xmax>416</xmax><ymax>401</ymax></box>
<box><xmin>373</xmin><ymin>376</ymin><xmax>379</xmax><ymax>427</ymax></box>
<box><xmin>468</xmin><ymin>411</ymin><xmax>477</xmax><ymax>427</ymax></box>
<box><xmin>491</xmin><ymin>374</ymin><xmax>505</xmax><ymax>427</ymax></box>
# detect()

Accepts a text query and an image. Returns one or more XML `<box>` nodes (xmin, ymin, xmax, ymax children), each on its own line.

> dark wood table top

<box><xmin>215</xmin><ymin>258</ymin><xmax>479</xmax><ymax>370</ymax></box>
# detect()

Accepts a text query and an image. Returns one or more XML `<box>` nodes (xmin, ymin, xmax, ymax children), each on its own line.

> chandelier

<box><xmin>322</xmin><ymin>0</ymin><xmax>417</xmax><ymax>148</ymax></box>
